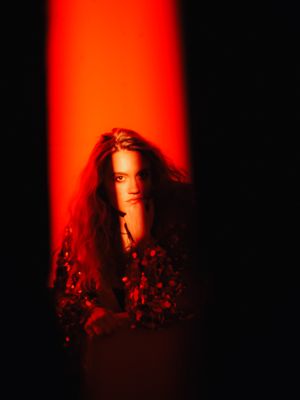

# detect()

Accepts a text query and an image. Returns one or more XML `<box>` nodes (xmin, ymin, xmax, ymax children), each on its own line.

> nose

<box><xmin>128</xmin><ymin>177</ymin><xmax>140</xmax><ymax>194</ymax></box>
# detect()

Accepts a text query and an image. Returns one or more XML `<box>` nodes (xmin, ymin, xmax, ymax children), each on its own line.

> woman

<box><xmin>51</xmin><ymin>128</ymin><xmax>203</xmax><ymax>399</ymax></box>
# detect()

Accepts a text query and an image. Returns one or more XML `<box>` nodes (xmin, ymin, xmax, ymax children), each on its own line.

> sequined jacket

<box><xmin>52</xmin><ymin>182</ymin><xmax>200</xmax><ymax>351</ymax></box>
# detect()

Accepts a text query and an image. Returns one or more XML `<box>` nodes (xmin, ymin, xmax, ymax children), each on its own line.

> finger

<box><xmin>93</xmin><ymin>324</ymin><xmax>105</xmax><ymax>336</ymax></box>
<box><xmin>93</xmin><ymin>314</ymin><xmax>116</xmax><ymax>335</ymax></box>
<box><xmin>84</xmin><ymin>317</ymin><xmax>93</xmax><ymax>332</ymax></box>
<box><xmin>84</xmin><ymin>310</ymin><xmax>98</xmax><ymax>328</ymax></box>
<box><xmin>85</xmin><ymin>324</ymin><xmax>95</xmax><ymax>337</ymax></box>
<box><xmin>84</xmin><ymin>312</ymin><xmax>107</xmax><ymax>334</ymax></box>
<box><xmin>94</xmin><ymin>320</ymin><xmax>114</xmax><ymax>335</ymax></box>
<box><xmin>88</xmin><ymin>319</ymin><xmax>110</xmax><ymax>336</ymax></box>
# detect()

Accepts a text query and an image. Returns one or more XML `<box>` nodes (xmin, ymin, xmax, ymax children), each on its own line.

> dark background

<box><xmin>2</xmin><ymin>1</ymin><xmax>298</xmax><ymax>399</ymax></box>
<box><xmin>179</xmin><ymin>2</ymin><xmax>299</xmax><ymax>398</ymax></box>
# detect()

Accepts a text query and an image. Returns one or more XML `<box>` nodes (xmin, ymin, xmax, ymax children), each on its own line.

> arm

<box><xmin>121</xmin><ymin>209</ymin><xmax>197</xmax><ymax>329</ymax></box>
<box><xmin>123</xmin><ymin>190</ymin><xmax>202</xmax><ymax>327</ymax></box>
<box><xmin>123</xmin><ymin>240</ymin><xmax>187</xmax><ymax>329</ymax></box>
<box><xmin>53</xmin><ymin>227</ymin><xmax>129</xmax><ymax>347</ymax></box>
<box><xmin>52</xmin><ymin>227</ymin><xmax>98</xmax><ymax>348</ymax></box>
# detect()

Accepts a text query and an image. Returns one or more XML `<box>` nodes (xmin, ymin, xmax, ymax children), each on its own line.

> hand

<box><xmin>123</xmin><ymin>198</ymin><xmax>154</xmax><ymax>245</ymax></box>
<box><xmin>84</xmin><ymin>307</ymin><xmax>129</xmax><ymax>337</ymax></box>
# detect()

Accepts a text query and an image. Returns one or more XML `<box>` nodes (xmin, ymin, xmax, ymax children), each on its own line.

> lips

<box><xmin>127</xmin><ymin>197</ymin><xmax>143</xmax><ymax>204</ymax></box>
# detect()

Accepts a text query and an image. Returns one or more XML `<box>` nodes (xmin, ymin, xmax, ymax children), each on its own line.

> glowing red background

<box><xmin>47</xmin><ymin>0</ymin><xmax>190</xmax><ymax>256</ymax></box>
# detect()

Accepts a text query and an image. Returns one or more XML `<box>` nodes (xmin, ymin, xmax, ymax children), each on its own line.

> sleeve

<box><xmin>51</xmin><ymin>227</ymin><xmax>98</xmax><ymax>350</ymax></box>
<box><xmin>122</xmin><ymin>222</ymin><xmax>199</xmax><ymax>330</ymax></box>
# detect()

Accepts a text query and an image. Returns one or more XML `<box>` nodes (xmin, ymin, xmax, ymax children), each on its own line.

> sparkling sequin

<box><xmin>53</xmin><ymin>219</ymin><xmax>193</xmax><ymax>351</ymax></box>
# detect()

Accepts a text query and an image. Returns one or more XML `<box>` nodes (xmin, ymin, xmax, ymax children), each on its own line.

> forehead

<box><xmin>109</xmin><ymin>150</ymin><xmax>149</xmax><ymax>172</ymax></box>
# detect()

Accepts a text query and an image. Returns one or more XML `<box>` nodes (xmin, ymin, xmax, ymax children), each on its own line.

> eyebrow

<box><xmin>112</xmin><ymin>172</ymin><xmax>128</xmax><ymax>176</ymax></box>
<box><xmin>112</xmin><ymin>167</ymin><xmax>150</xmax><ymax>176</ymax></box>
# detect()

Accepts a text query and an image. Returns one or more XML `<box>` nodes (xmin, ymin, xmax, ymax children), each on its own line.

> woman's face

<box><xmin>104</xmin><ymin>150</ymin><xmax>152</xmax><ymax>213</ymax></box>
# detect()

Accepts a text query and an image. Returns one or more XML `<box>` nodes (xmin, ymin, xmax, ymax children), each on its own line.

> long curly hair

<box><xmin>51</xmin><ymin>128</ymin><xmax>188</xmax><ymax>289</ymax></box>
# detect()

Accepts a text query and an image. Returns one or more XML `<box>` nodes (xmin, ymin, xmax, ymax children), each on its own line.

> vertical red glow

<box><xmin>47</xmin><ymin>0</ymin><xmax>190</xmax><ymax>256</ymax></box>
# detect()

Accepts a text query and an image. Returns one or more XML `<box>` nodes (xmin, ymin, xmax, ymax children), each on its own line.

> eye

<box><xmin>114</xmin><ymin>175</ymin><xmax>125</xmax><ymax>183</ymax></box>
<box><xmin>138</xmin><ymin>170</ymin><xmax>150</xmax><ymax>180</ymax></box>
